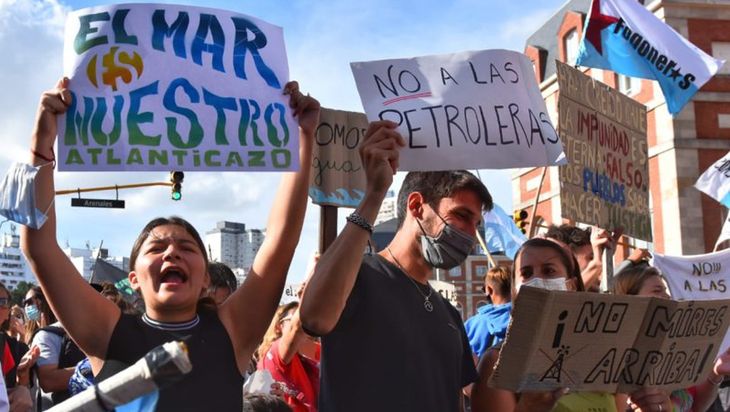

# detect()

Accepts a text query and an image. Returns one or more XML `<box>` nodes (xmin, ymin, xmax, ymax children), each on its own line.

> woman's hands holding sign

<box><xmin>359</xmin><ymin>120</ymin><xmax>405</xmax><ymax>198</ymax></box>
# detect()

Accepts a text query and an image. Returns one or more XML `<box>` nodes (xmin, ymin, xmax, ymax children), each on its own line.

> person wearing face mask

<box><xmin>22</xmin><ymin>287</ymin><xmax>54</xmax><ymax>344</ymax></box>
<box><xmin>300</xmin><ymin>120</ymin><xmax>492</xmax><ymax>412</ymax></box>
<box><xmin>20</xmin><ymin>79</ymin><xmax>319</xmax><ymax>412</ymax></box>
<box><xmin>471</xmin><ymin>238</ymin><xmax>618</xmax><ymax>412</ymax></box>
<box><xmin>27</xmin><ymin>285</ymin><xmax>85</xmax><ymax>409</ymax></box>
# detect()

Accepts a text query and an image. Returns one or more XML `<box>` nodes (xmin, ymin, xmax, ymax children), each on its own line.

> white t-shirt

<box><xmin>30</xmin><ymin>322</ymin><xmax>66</xmax><ymax>407</ymax></box>
<box><xmin>31</xmin><ymin>322</ymin><xmax>64</xmax><ymax>367</ymax></box>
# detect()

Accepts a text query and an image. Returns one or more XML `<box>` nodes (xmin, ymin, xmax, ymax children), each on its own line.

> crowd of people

<box><xmin>0</xmin><ymin>78</ymin><xmax>727</xmax><ymax>412</ymax></box>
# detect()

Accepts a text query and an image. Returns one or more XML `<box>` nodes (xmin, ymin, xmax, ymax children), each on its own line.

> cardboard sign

<box><xmin>653</xmin><ymin>248</ymin><xmax>730</xmax><ymax>353</ymax></box>
<box><xmin>309</xmin><ymin>108</ymin><xmax>368</xmax><ymax>207</ymax></box>
<box><xmin>59</xmin><ymin>4</ymin><xmax>297</xmax><ymax>172</ymax></box>
<box><xmin>556</xmin><ymin>61</ymin><xmax>651</xmax><ymax>241</ymax></box>
<box><xmin>490</xmin><ymin>287</ymin><xmax>730</xmax><ymax>393</ymax></box>
<box><xmin>351</xmin><ymin>49</ymin><xmax>566</xmax><ymax>171</ymax></box>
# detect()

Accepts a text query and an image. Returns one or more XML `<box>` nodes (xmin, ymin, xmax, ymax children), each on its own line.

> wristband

<box><xmin>708</xmin><ymin>373</ymin><xmax>723</xmax><ymax>386</ymax></box>
<box><xmin>346</xmin><ymin>212</ymin><xmax>374</xmax><ymax>233</ymax></box>
<box><xmin>31</xmin><ymin>148</ymin><xmax>55</xmax><ymax>163</ymax></box>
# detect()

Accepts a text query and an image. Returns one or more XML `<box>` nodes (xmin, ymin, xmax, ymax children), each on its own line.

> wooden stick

<box><xmin>475</xmin><ymin>230</ymin><xmax>497</xmax><ymax>267</ymax></box>
<box><xmin>528</xmin><ymin>166</ymin><xmax>548</xmax><ymax>238</ymax></box>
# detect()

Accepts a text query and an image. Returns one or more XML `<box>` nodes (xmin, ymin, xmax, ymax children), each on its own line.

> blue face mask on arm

<box><xmin>0</xmin><ymin>162</ymin><xmax>54</xmax><ymax>229</ymax></box>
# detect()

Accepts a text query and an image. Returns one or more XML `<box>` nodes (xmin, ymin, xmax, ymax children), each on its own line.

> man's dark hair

<box><xmin>243</xmin><ymin>393</ymin><xmax>292</xmax><ymax>412</ymax></box>
<box><xmin>208</xmin><ymin>262</ymin><xmax>238</xmax><ymax>292</ymax></box>
<box><xmin>544</xmin><ymin>224</ymin><xmax>591</xmax><ymax>252</ymax></box>
<box><xmin>396</xmin><ymin>171</ymin><xmax>493</xmax><ymax>229</ymax></box>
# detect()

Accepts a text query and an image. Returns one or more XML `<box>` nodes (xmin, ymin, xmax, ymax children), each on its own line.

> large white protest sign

<box><xmin>350</xmin><ymin>50</ymin><xmax>566</xmax><ymax>171</ymax></box>
<box><xmin>59</xmin><ymin>4</ymin><xmax>297</xmax><ymax>172</ymax></box>
<box><xmin>695</xmin><ymin>150</ymin><xmax>730</xmax><ymax>208</ymax></box>
<box><xmin>653</xmin><ymin>248</ymin><xmax>730</xmax><ymax>352</ymax></box>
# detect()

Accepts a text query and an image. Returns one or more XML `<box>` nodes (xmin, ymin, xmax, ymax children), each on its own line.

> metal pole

<box><xmin>55</xmin><ymin>182</ymin><xmax>172</xmax><ymax>196</ymax></box>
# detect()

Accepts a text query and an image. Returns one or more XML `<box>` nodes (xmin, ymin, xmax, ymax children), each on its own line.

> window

<box><xmin>617</xmin><ymin>74</ymin><xmax>639</xmax><ymax>96</ymax></box>
<box><xmin>712</xmin><ymin>42</ymin><xmax>730</xmax><ymax>75</ymax></box>
<box><xmin>449</xmin><ymin>266</ymin><xmax>462</xmax><ymax>277</ymax></box>
<box><xmin>564</xmin><ymin>29</ymin><xmax>580</xmax><ymax>64</ymax></box>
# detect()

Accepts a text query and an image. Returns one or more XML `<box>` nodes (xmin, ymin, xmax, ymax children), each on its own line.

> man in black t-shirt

<box><xmin>300</xmin><ymin>120</ymin><xmax>493</xmax><ymax>412</ymax></box>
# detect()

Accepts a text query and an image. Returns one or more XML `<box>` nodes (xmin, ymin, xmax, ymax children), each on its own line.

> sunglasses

<box><xmin>22</xmin><ymin>297</ymin><xmax>36</xmax><ymax>307</ymax></box>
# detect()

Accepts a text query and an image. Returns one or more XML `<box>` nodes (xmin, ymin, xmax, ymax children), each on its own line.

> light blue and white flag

<box><xmin>483</xmin><ymin>204</ymin><xmax>527</xmax><ymax>260</ymax></box>
<box><xmin>576</xmin><ymin>0</ymin><xmax>724</xmax><ymax>115</ymax></box>
<box><xmin>695</xmin><ymin>150</ymin><xmax>730</xmax><ymax>208</ymax></box>
<box><xmin>116</xmin><ymin>391</ymin><xmax>159</xmax><ymax>412</ymax></box>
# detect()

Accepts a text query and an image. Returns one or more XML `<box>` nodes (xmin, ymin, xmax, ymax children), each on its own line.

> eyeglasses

<box><xmin>0</xmin><ymin>298</ymin><xmax>8</xmax><ymax>308</ymax></box>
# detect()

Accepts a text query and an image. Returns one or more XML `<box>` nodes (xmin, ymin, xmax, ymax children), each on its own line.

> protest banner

<box><xmin>556</xmin><ymin>61</ymin><xmax>651</xmax><ymax>241</ymax></box>
<box><xmin>350</xmin><ymin>49</ymin><xmax>566</xmax><ymax>171</ymax></box>
<box><xmin>59</xmin><ymin>4</ymin><xmax>297</xmax><ymax>172</ymax></box>
<box><xmin>308</xmin><ymin>108</ymin><xmax>368</xmax><ymax>207</ymax></box>
<box><xmin>653</xmin><ymin>248</ymin><xmax>730</xmax><ymax>353</ymax></box>
<box><xmin>490</xmin><ymin>287</ymin><xmax>730</xmax><ymax>393</ymax></box>
<box><xmin>695</xmin><ymin>150</ymin><xmax>730</xmax><ymax>208</ymax></box>
<box><xmin>576</xmin><ymin>0</ymin><xmax>725</xmax><ymax>115</ymax></box>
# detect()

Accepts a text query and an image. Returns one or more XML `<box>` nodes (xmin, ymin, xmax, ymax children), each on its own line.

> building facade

<box><xmin>205</xmin><ymin>221</ymin><xmax>265</xmax><ymax>274</ymax></box>
<box><xmin>0</xmin><ymin>225</ymin><xmax>35</xmax><ymax>289</ymax></box>
<box><xmin>63</xmin><ymin>246</ymin><xmax>114</xmax><ymax>281</ymax></box>
<box><xmin>374</xmin><ymin>190</ymin><xmax>397</xmax><ymax>225</ymax></box>
<box><xmin>515</xmin><ymin>0</ymin><xmax>730</xmax><ymax>258</ymax></box>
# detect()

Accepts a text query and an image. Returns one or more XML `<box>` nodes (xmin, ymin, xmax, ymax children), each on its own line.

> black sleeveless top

<box><xmin>96</xmin><ymin>309</ymin><xmax>243</xmax><ymax>411</ymax></box>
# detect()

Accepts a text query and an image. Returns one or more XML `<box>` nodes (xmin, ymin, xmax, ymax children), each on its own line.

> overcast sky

<box><xmin>0</xmin><ymin>0</ymin><xmax>569</xmax><ymax>283</ymax></box>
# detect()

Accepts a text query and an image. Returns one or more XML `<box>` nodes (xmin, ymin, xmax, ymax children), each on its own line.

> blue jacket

<box><xmin>463</xmin><ymin>302</ymin><xmax>512</xmax><ymax>358</ymax></box>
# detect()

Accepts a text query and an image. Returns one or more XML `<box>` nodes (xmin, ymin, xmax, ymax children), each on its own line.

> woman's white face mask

<box><xmin>517</xmin><ymin>277</ymin><xmax>568</xmax><ymax>293</ymax></box>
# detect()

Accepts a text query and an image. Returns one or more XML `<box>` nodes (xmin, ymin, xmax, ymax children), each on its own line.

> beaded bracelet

<box><xmin>346</xmin><ymin>212</ymin><xmax>374</xmax><ymax>233</ymax></box>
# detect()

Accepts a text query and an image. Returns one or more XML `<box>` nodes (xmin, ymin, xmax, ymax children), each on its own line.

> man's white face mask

<box><xmin>0</xmin><ymin>162</ymin><xmax>54</xmax><ymax>229</ymax></box>
<box><xmin>517</xmin><ymin>277</ymin><xmax>568</xmax><ymax>293</ymax></box>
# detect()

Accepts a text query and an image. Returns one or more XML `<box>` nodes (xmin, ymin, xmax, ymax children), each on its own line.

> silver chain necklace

<box><xmin>386</xmin><ymin>247</ymin><xmax>434</xmax><ymax>312</ymax></box>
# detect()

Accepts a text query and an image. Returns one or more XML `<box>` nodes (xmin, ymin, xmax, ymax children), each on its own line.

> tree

<box><xmin>11</xmin><ymin>281</ymin><xmax>35</xmax><ymax>306</ymax></box>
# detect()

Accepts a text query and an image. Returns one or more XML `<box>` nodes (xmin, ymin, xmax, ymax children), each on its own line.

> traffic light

<box><xmin>514</xmin><ymin>209</ymin><xmax>529</xmax><ymax>234</ymax></box>
<box><xmin>170</xmin><ymin>171</ymin><xmax>184</xmax><ymax>201</ymax></box>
